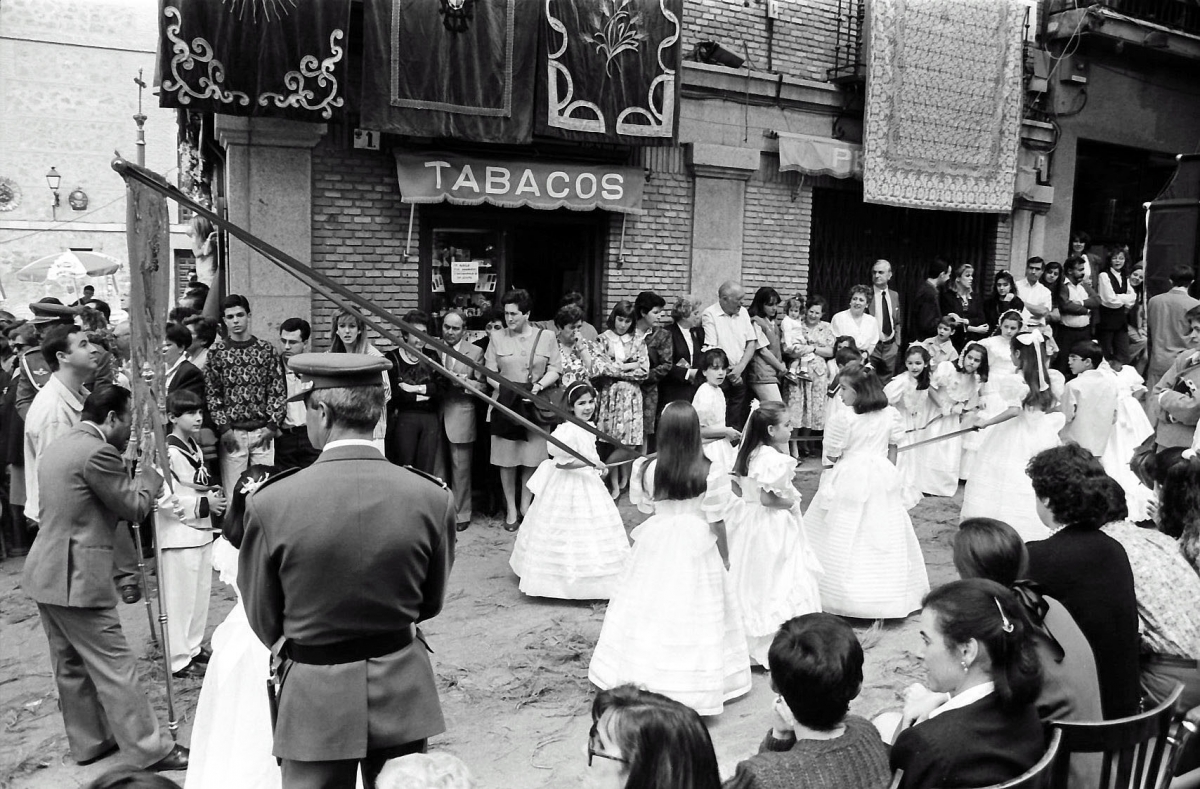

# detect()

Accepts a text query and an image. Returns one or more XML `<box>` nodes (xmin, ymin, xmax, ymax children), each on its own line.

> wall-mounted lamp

<box><xmin>46</xmin><ymin>167</ymin><xmax>61</xmax><ymax>219</ymax></box>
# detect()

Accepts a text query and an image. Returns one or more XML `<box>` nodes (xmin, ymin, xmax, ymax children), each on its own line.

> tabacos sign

<box><xmin>393</xmin><ymin>152</ymin><xmax>646</xmax><ymax>214</ymax></box>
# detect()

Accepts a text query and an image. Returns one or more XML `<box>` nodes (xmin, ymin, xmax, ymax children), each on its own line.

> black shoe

<box><xmin>456</xmin><ymin>522</ymin><xmax>470</xmax><ymax>532</ymax></box>
<box><xmin>192</xmin><ymin>646</ymin><xmax>212</xmax><ymax>664</ymax></box>
<box><xmin>77</xmin><ymin>741</ymin><xmax>119</xmax><ymax>766</ymax></box>
<box><xmin>172</xmin><ymin>660</ymin><xmax>206</xmax><ymax>679</ymax></box>
<box><xmin>147</xmin><ymin>744</ymin><xmax>190</xmax><ymax>772</ymax></box>
<box><xmin>503</xmin><ymin>518</ymin><xmax>520</xmax><ymax>533</ymax></box>
<box><xmin>119</xmin><ymin>585</ymin><xmax>142</xmax><ymax>604</ymax></box>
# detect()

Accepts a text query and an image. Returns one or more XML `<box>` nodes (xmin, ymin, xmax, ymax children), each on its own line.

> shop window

<box><xmin>429</xmin><ymin>228</ymin><xmax>502</xmax><ymax>336</ymax></box>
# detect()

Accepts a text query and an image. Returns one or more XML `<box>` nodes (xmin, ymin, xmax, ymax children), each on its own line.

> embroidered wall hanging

<box><xmin>361</xmin><ymin>0</ymin><xmax>539</xmax><ymax>144</ymax></box>
<box><xmin>862</xmin><ymin>0</ymin><xmax>1024</xmax><ymax>213</ymax></box>
<box><xmin>536</xmin><ymin>0</ymin><xmax>681</xmax><ymax>144</ymax></box>
<box><xmin>157</xmin><ymin>0</ymin><xmax>349</xmax><ymax>121</ymax></box>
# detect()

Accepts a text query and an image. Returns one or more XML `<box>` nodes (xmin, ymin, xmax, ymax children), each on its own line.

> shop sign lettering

<box><xmin>393</xmin><ymin>152</ymin><xmax>646</xmax><ymax>214</ymax></box>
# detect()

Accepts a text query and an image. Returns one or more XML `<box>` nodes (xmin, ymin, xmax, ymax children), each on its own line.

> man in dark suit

<box><xmin>164</xmin><ymin>323</ymin><xmax>204</xmax><ymax>399</ymax></box>
<box><xmin>239</xmin><ymin>354</ymin><xmax>454</xmax><ymax>789</ymax></box>
<box><xmin>438</xmin><ymin>309</ymin><xmax>483</xmax><ymax>531</ymax></box>
<box><xmin>866</xmin><ymin>259</ymin><xmax>902</xmax><ymax>379</ymax></box>
<box><xmin>22</xmin><ymin>386</ymin><xmax>186</xmax><ymax>771</ymax></box>
<box><xmin>660</xmin><ymin>296</ymin><xmax>705</xmax><ymax>409</ymax></box>
<box><xmin>276</xmin><ymin>317</ymin><xmax>320</xmax><ymax>470</ymax></box>
<box><xmin>906</xmin><ymin>258</ymin><xmax>951</xmax><ymax>343</ymax></box>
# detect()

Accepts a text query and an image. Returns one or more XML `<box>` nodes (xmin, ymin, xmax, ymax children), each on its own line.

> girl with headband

<box><xmin>509</xmin><ymin>380</ymin><xmax>631</xmax><ymax>600</ymax></box>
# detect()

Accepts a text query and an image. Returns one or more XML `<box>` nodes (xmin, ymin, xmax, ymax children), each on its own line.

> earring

<box><xmin>961</xmin><ymin>660</ymin><xmax>969</xmax><ymax>672</ymax></box>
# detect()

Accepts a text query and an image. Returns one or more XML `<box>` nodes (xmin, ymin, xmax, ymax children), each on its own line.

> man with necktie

<box><xmin>867</xmin><ymin>259</ymin><xmax>902</xmax><ymax>379</ymax></box>
<box><xmin>437</xmin><ymin>309</ymin><xmax>483</xmax><ymax>532</ymax></box>
<box><xmin>275</xmin><ymin>318</ymin><xmax>320</xmax><ymax>470</ymax></box>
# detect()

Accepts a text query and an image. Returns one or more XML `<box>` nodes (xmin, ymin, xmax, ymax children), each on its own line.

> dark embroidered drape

<box><xmin>157</xmin><ymin>0</ymin><xmax>350</xmax><ymax>121</ymax></box>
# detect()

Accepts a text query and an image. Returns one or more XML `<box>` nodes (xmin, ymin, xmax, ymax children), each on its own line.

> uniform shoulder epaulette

<box><xmin>246</xmin><ymin>466</ymin><xmax>302</xmax><ymax>498</ymax></box>
<box><xmin>402</xmin><ymin>465</ymin><xmax>450</xmax><ymax>491</ymax></box>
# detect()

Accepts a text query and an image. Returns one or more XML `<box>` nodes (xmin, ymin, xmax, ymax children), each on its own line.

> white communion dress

<box><xmin>884</xmin><ymin>373</ymin><xmax>938</xmax><ymax>507</ymax></box>
<box><xmin>960</xmin><ymin>372</ymin><xmax>1065</xmax><ymax>542</ymax></box>
<box><xmin>588</xmin><ymin>458</ymin><xmax>751</xmax><ymax>716</ymax></box>
<box><xmin>693</xmin><ymin>383</ymin><xmax>737</xmax><ymax>476</ymax></box>
<box><xmin>1099</xmin><ymin>362</ymin><xmax>1155</xmax><ymax>521</ymax></box>
<box><xmin>510</xmin><ymin>421</ymin><xmax>631</xmax><ymax>599</ymax></box>
<box><xmin>804</xmin><ymin>406</ymin><xmax>929</xmax><ymax>619</ymax></box>
<box><xmin>726</xmin><ymin>445</ymin><xmax>822</xmax><ymax>666</ymax></box>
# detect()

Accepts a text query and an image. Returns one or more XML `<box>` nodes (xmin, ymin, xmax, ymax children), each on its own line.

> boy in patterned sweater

<box><xmin>203</xmin><ymin>295</ymin><xmax>287</xmax><ymax>494</ymax></box>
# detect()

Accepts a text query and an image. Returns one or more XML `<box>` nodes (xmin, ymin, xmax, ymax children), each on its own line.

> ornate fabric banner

<box><xmin>537</xmin><ymin>0</ymin><xmax>681</xmax><ymax>144</ymax></box>
<box><xmin>862</xmin><ymin>0</ymin><xmax>1024</xmax><ymax>212</ymax></box>
<box><xmin>777</xmin><ymin>132</ymin><xmax>863</xmax><ymax>180</ymax></box>
<box><xmin>158</xmin><ymin>0</ymin><xmax>350</xmax><ymax>121</ymax></box>
<box><xmin>361</xmin><ymin>0</ymin><xmax>539</xmax><ymax>144</ymax></box>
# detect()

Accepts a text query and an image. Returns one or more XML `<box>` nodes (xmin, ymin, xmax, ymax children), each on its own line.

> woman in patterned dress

<box><xmin>785</xmin><ymin>295</ymin><xmax>836</xmax><ymax>456</ymax></box>
<box><xmin>634</xmin><ymin>291</ymin><xmax>672</xmax><ymax>452</ymax></box>
<box><xmin>597</xmin><ymin>300</ymin><xmax>648</xmax><ymax>499</ymax></box>
<box><xmin>554</xmin><ymin>303</ymin><xmax>615</xmax><ymax>388</ymax></box>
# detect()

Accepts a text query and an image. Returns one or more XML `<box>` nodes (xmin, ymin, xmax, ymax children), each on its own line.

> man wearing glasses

<box><xmin>437</xmin><ymin>309</ymin><xmax>482</xmax><ymax>532</ymax></box>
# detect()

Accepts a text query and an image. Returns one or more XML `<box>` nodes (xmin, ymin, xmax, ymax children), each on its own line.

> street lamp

<box><xmin>46</xmin><ymin>167</ymin><xmax>61</xmax><ymax>219</ymax></box>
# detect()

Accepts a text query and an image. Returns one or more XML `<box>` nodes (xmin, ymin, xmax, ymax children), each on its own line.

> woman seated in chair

<box><xmin>890</xmin><ymin>579</ymin><xmax>1046</xmax><ymax>789</ymax></box>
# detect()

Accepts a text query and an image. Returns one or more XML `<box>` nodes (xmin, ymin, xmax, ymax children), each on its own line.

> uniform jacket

<box><xmin>238</xmin><ymin>444</ymin><xmax>455</xmax><ymax>761</ymax></box>
<box><xmin>440</xmin><ymin>340</ymin><xmax>483</xmax><ymax>444</ymax></box>
<box><xmin>14</xmin><ymin>347</ymin><xmax>53</xmax><ymax>420</ymax></box>
<box><xmin>22</xmin><ymin>423</ymin><xmax>162</xmax><ymax>608</ymax></box>
<box><xmin>1152</xmin><ymin>349</ymin><xmax>1200</xmax><ymax>448</ymax></box>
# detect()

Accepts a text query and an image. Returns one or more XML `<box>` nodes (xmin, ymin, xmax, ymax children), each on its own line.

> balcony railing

<box><xmin>827</xmin><ymin>0</ymin><xmax>866</xmax><ymax>84</ymax></box>
<box><xmin>1047</xmin><ymin>0</ymin><xmax>1200</xmax><ymax>38</ymax></box>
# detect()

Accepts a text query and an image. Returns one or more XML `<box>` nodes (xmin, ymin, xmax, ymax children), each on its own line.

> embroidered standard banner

<box><xmin>862</xmin><ymin>0</ymin><xmax>1024</xmax><ymax>212</ymax></box>
<box><xmin>777</xmin><ymin>132</ymin><xmax>863</xmax><ymax>180</ymax></box>
<box><xmin>157</xmin><ymin>0</ymin><xmax>349</xmax><ymax>120</ymax></box>
<box><xmin>537</xmin><ymin>0</ymin><xmax>682</xmax><ymax>144</ymax></box>
<box><xmin>394</xmin><ymin>152</ymin><xmax>646</xmax><ymax>214</ymax></box>
<box><xmin>361</xmin><ymin>0</ymin><xmax>539</xmax><ymax>144</ymax></box>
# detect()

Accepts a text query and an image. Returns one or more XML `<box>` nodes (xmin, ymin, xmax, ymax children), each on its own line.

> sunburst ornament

<box><xmin>222</xmin><ymin>0</ymin><xmax>297</xmax><ymax>23</ymax></box>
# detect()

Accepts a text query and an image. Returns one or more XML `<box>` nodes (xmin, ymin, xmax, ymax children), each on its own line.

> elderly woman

<box><xmin>785</xmin><ymin>295</ymin><xmax>835</xmax><ymax>456</ymax></box>
<box><xmin>555</xmin><ymin>303</ymin><xmax>613</xmax><ymax>389</ymax></box>
<box><xmin>746</xmin><ymin>286</ymin><xmax>796</xmax><ymax>404</ymax></box>
<box><xmin>1024</xmin><ymin>443</ymin><xmax>1141</xmax><ymax>719</ymax></box>
<box><xmin>890</xmin><ymin>579</ymin><xmax>1045</xmax><ymax>789</ymax></box>
<box><xmin>829</xmin><ymin>285</ymin><xmax>881</xmax><ymax>360</ymax></box>
<box><xmin>939</xmin><ymin>263</ymin><xmax>989</xmax><ymax>351</ymax></box>
<box><xmin>633</xmin><ymin>291</ymin><xmax>672</xmax><ymax>450</ymax></box>
<box><xmin>329</xmin><ymin>310</ymin><xmax>390</xmax><ymax>453</ymax></box>
<box><xmin>659</xmin><ymin>294</ymin><xmax>705</xmax><ymax>410</ymax></box>
<box><xmin>486</xmin><ymin>289</ymin><xmax>561</xmax><ymax>531</ymax></box>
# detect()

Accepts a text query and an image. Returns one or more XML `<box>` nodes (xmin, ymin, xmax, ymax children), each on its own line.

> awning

<box><xmin>394</xmin><ymin>152</ymin><xmax>646</xmax><ymax>215</ymax></box>
<box><xmin>777</xmin><ymin>131</ymin><xmax>862</xmax><ymax>180</ymax></box>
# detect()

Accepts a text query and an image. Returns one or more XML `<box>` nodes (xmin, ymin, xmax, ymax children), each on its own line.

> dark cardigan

<box><xmin>1026</xmin><ymin>527</ymin><xmax>1141</xmax><ymax>718</ymax></box>
<box><xmin>891</xmin><ymin>693</ymin><xmax>1045</xmax><ymax>789</ymax></box>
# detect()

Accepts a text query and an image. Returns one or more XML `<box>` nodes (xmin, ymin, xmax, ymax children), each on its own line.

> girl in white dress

<box><xmin>805</xmin><ymin>363</ymin><xmax>929</xmax><ymax>619</ymax></box>
<box><xmin>510</xmin><ymin>381</ymin><xmax>631</xmax><ymax>599</ymax></box>
<box><xmin>186</xmin><ymin>467</ymin><xmax>279</xmax><ymax>789</ymax></box>
<box><xmin>885</xmin><ymin>345</ymin><xmax>939</xmax><ymax>506</ymax></box>
<box><xmin>963</xmin><ymin>311</ymin><xmax>1024</xmax><ymax>478</ymax></box>
<box><xmin>960</xmin><ymin>331</ymin><xmax>1064</xmax><ymax>541</ymax></box>
<box><xmin>1099</xmin><ymin>360</ymin><xmax>1155</xmax><ymax>520</ymax></box>
<box><xmin>923</xmin><ymin>343</ymin><xmax>986</xmax><ymax>496</ymax></box>
<box><xmin>589</xmin><ymin>401</ymin><xmax>752</xmax><ymax>717</ymax></box>
<box><xmin>692</xmin><ymin>349</ymin><xmax>740</xmax><ymax>476</ymax></box>
<box><xmin>726</xmin><ymin>402</ymin><xmax>822</xmax><ymax>666</ymax></box>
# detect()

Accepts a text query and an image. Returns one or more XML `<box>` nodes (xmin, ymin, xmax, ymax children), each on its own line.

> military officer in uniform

<box><xmin>238</xmin><ymin>353</ymin><xmax>454</xmax><ymax>789</ymax></box>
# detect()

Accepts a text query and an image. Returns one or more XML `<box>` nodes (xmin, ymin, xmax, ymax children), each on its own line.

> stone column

<box><xmin>216</xmin><ymin>117</ymin><xmax>326</xmax><ymax>335</ymax></box>
<box><xmin>687</xmin><ymin>143</ymin><xmax>761</xmax><ymax>299</ymax></box>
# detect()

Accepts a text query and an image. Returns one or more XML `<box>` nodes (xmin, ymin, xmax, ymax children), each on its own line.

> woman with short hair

<box><xmin>634</xmin><ymin>291</ymin><xmax>673</xmax><ymax>449</ymax></box>
<box><xmin>939</xmin><ymin>264</ymin><xmax>989</xmax><ymax>351</ymax></box>
<box><xmin>829</xmin><ymin>285</ymin><xmax>881</xmax><ymax>359</ymax></box>
<box><xmin>890</xmin><ymin>579</ymin><xmax>1045</xmax><ymax>789</ymax></box>
<box><xmin>659</xmin><ymin>294</ymin><xmax>706</xmax><ymax>410</ymax></box>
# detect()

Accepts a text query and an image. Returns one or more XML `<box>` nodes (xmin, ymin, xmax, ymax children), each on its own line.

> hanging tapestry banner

<box><xmin>536</xmin><ymin>0</ymin><xmax>682</xmax><ymax>144</ymax></box>
<box><xmin>157</xmin><ymin>0</ymin><xmax>350</xmax><ymax>121</ymax></box>
<box><xmin>361</xmin><ymin>0</ymin><xmax>539</xmax><ymax>144</ymax></box>
<box><xmin>394</xmin><ymin>152</ymin><xmax>645</xmax><ymax>214</ymax></box>
<box><xmin>862</xmin><ymin>0</ymin><xmax>1024</xmax><ymax>213</ymax></box>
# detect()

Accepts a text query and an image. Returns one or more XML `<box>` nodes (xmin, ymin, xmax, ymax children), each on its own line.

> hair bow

<box><xmin>1015</xmin><ymin>332</ymin><xmax>1049</xmax><ymax>391</ymax></box>
<box><xmin>1010</xmin><ymin>581</ymin><xmax>1065</xmax><ymax>662</ymax></box>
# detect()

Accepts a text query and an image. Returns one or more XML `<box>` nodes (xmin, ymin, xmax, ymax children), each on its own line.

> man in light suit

<box><xmin>438</xmin><ymin>309</ymin><xmax>483</xmax><ymax>532</ymax></box>
<box><xmin>866</xmin><ymin>259</ymin><xmax>902</xmax><ymax>379</ymax></box>
<box><xmin>22</xmin><ymin>385</ymin><xmax>186</xmax><ymax>771</ymax></box>
<box><xmin>240</xmin><ymin>353</ymin><xmax>454</xmax><ymax>789</ymax></box>
<box><xmin>1147</xmin><ymin>264</ymin><xmax>1200</xmax><ymax>387</ymax></box>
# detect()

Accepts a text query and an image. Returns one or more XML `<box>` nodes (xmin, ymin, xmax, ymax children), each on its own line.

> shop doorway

<box><xmin>422</xmin><ymin>205</ymin><xmax>607</xmax><ymax>335</ymax></box>
<box><xmin>1072</xmin><ymin>139</ymin><xmax>1177</xmax><ymax>257</ymax></box>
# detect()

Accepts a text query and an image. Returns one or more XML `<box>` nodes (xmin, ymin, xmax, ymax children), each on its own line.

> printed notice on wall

<box><xmin>450</xmin><ymin>259</ymin><xmax>480</xmax><ymax>284</ymax></box>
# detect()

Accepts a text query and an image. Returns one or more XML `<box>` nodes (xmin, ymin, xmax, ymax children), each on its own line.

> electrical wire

<box><xmin>1044</xmin><ymin>6</ymin><xmax>1092</xmax><ymax>83</ymax></box>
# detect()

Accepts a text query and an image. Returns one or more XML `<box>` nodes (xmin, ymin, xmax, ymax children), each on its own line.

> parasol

<box><xmin>15</xmin><ymin>250</ymin><xmax>123</xmax><ymax>282</ymax></box>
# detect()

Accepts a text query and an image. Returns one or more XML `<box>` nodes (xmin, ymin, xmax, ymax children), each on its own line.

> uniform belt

<box><xmin>286</xmin><ymin>628</ymin><xmax>413</xmax><ymax>665</ymax></box>
<box><xmin>1142</xmin><ymin>653</ymin><xmax>1198</xmax><ymax>670</ymax></box>
<box><xmin>280</xmin><ymin>425</ymin><xmax>307</xmax><ymax>434</ymax></box>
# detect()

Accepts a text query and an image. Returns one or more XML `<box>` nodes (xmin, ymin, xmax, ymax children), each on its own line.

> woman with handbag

<box><xmin>485</xmin><ymin>289</ymin><xmax>562</xmax><ymax>532</ymax></box>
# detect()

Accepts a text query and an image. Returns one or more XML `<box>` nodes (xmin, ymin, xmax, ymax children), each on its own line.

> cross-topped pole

<box><xmin>133</xmin><ymin>69</ymin><xmax>147</xmax><ymax>167</ymax></box>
